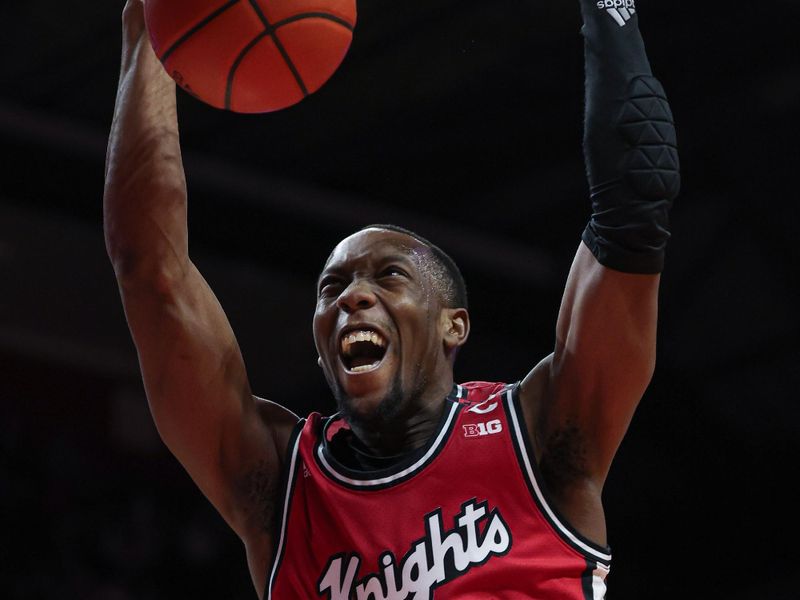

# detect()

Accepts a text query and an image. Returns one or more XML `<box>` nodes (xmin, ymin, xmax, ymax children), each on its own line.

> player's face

<box><xmin>313</xmin><ymin>229</ymin><xmax>448</xmax><ymax>422</ymax></box>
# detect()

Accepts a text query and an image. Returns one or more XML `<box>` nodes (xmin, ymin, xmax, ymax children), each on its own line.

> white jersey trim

<box><xmin>266</xmin><ymin>425</ymin><xmax>303</xmax><ymax>600</ymax></box>
<box><xmin>316</xmin><ymin>398</ymin><xmax>461</xmax><ymax>487</ymax></box>
<box><xmin>591</xmin><ymin>563</ymin><xmax>610</xmax><ymax>599</ymax></box>
<box><xmin>506</xmin><ymin>388</ymin><xmax>613</xmax><ymax>564</ymax></box>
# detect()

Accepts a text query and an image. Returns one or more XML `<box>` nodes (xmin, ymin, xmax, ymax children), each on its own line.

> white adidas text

<box><xmin>596</xmin><ymin>0</ymin><xmax>635</xmax><ymax>8</ymax></box>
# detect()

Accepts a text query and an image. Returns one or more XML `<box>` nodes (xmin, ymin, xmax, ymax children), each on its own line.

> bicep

<box><xmin>119</xmin><ymin>261</ymin><xmax>299</xmax><ymax>535</ymax></box>
<box><xmin>522</xmin><ymin>242</ymin><xmax>659</xmax><ymax>485</ymax></box>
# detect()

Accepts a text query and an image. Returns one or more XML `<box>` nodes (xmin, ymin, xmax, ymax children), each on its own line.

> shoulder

<box><xmin>291</xmin><ymin>410</ymin><xmax>345</xmax><ymax>455</ymax></box>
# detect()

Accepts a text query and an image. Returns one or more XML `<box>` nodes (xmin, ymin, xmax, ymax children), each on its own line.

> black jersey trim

<box><xmin>503</xmin><ymin>385</ymin><xmax>613</xmax><ymax>564</ymax></box>
<box><xmin>314</xmin><ymin>385</ymin><xmax>464</xmax><ymax>490</ymax></box>
<box><xmin>265</xmin><ymin>419</ymin><xmax>304</xmax><ymax>600</ymax></box>
<box><xmin>581</xmin><ymin>560</ymin><xmax>595</xmax><ymax>600</ymax></box>
<box><xmin>581</xmin><ymin>559</ymin><xmax>610</xmax><ymax>600</ymax></box>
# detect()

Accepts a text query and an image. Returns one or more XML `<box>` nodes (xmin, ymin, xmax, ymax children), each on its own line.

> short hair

<box><xmin>360</xmin><ymin>224</ymin><xmax>468</xmax><ymax>310</ymax></box>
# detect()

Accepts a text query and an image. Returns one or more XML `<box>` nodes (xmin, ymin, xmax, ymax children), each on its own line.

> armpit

<box><xmin>243</xmin><ymin>460</ymin><xmax>280</xmax><ymax>534</ymax></box>
<box><xmin>538</xmin><ymin>421</ymin><xmax>589</xmax><ymax>491</ymax></box>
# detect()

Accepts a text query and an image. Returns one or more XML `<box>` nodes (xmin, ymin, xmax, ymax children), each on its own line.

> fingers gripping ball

<box><xmin>145</xmin><ymin>0</ymin><xmax>356</xmax><ymax>113</ymax></box>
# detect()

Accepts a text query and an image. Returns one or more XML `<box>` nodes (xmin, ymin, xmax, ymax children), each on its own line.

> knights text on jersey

<box><xmin>266</xmin><ymin>382</ymin><xmax>611</xmax><ymax>600</ymax></box>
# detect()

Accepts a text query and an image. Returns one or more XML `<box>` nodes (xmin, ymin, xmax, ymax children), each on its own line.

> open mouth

<box><xmin>340</xmin><ymin>329</ymin><xmax>388</xmax><ymax>373</ymax></box>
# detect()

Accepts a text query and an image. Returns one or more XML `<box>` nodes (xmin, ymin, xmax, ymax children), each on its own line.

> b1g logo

<box><xmin>463</xmin><ymin>419</ymin><xmax>502</xmax><ymax>438</ymax></box>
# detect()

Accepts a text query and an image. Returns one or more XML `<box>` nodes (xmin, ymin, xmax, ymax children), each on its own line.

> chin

<box><xmin>333</xmin><ymin>377</ymin><xmax>404</xmax><ymax>425</ymax></box>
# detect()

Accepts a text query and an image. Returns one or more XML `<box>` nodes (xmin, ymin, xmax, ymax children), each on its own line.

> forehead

<box><xmin>323</xmin><ymin>229</ymin><xmax>431</xmax><ymax>270</ymax></box>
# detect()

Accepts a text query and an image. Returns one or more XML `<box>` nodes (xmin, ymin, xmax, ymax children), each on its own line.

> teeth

<box><xmin>340</xmin><ymin>329</ymin><xmax>387</xmax><ymax>355</ymax></box>
<box><xmin>350</xmin><ymin>361</ymin><xmax>381</xmax><ymax>373</ymax></box>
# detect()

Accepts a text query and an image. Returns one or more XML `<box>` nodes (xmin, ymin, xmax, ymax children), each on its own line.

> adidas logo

<box><xmin>597</xmin><ymin>0</ymin><xmax>636</xmax><ymax>27</ymax></box>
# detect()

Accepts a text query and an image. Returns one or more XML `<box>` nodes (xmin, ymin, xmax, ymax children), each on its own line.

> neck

<box><xmin>346</xmin><ymin>374</ymin><xmax>455</xmax><ymax>457</ymax></box>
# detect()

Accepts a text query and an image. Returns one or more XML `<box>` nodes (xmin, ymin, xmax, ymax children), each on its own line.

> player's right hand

<box><xmin>119</xmin><ymin>0</ymin><xmax>168</xmax><ymax>82</ymax></box>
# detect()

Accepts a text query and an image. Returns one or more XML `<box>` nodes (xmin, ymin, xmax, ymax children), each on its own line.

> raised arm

<box><xmin>519</xmin><ymin>0</ymin><xmax>679</xmax><ymax>544</ymax></box>
<box><xmin>103</xmin><ymin>1</ymin><xmax>299</xmax><ymax>591</ymax></box>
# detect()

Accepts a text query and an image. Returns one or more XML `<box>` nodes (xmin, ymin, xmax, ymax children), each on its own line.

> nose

<box><xmin>336</xmin><ymin>279</ymin><xmax>377</xmax><ymax>313</ymax></box>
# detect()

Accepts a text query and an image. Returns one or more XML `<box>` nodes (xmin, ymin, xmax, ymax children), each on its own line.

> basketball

<box><xmin>144</xmin><ymin>0</ymin><xmax>357</xmax><ymax>113</ymax></box>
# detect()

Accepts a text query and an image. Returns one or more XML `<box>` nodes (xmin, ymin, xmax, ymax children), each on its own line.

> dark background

<box><xmin>2</xmin><ymin>0</ymin><xmax>798</xmax><ymax>598</ymax></box>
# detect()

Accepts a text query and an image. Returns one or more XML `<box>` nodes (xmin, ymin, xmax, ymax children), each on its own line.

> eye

<box><xmin>379</xmin><ymin>266</ymin><xmax>408</xmax><ymax>279</ymax></box>
<box><xmin>318</xmin><ymin>276</ymin><xmax>345</xmax><ymax>297</ymax></box>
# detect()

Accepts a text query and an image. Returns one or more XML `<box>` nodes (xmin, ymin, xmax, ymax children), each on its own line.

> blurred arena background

<box><xmin>1</xmin><ymin>0</ymin><xmax>798</xmax><ymax>598</ymax></box>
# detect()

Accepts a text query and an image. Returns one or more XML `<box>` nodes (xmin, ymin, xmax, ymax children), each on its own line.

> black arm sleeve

<box><xmin>579</xmin><ymin>1</ymin><xmax>680</xmax><ymax>274</ymax></box>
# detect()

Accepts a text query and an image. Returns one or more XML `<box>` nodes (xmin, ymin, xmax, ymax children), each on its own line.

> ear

<box><xmin>441</xmin><ymin>308</ymin><xmax>470</xmax><ymax>356</ymax></box>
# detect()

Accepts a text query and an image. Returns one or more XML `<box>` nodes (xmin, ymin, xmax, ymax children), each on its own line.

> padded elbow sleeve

<box><xmin>579</xmin><ymin>1</ymin><xmax>680</xmax><ymax>274</ymax></box>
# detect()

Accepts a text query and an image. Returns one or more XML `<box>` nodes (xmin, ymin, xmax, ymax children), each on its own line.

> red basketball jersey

<box><xmin>266</xmin><ymin>382</ymin><xmax>611</xmax><ymax>599</ymax></box>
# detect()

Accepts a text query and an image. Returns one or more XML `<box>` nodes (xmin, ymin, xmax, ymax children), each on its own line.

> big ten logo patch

<box><xmin>463</xmin><ymin>419</ymin><xmax>502</xmax><ymax>438</ymax></box>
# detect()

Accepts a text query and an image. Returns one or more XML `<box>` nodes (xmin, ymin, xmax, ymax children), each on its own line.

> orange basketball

<box><xmin>145</xmin><ymin>0</ymin><xmax>357</xmax><ymax>113</ymax></box>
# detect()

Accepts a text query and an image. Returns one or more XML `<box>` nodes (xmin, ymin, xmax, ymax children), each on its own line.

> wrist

<box><xmin>120</xmin><ymin>35</ymin><xmax>175</xmax><ymax>96</ymax></box>
<box><xmin>580</xmin><ymin>0</ymin><xmax>638</xmax><ymax>25</ymax></box>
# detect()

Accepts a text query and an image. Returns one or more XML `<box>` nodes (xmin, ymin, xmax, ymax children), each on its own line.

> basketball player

<box><xmin>104</xmin><ymin>0</ymin><xmax>679</xmax><ymax>598</ymax></box>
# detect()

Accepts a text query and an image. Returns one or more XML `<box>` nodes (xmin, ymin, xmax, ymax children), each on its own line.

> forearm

<box><xmin>532</xmin><ymin>4</ymin><xmax>672</xmax><ymax>487</ymax></box>
<box><xmin>103</xmin><ymin>7</ymin><xmax>188</xmax><ymax>285</ymax></box>
<box><xmin>579</xmin><ymin>0</ymin><xmax>680</xmax><ymax>274</ymax></box>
